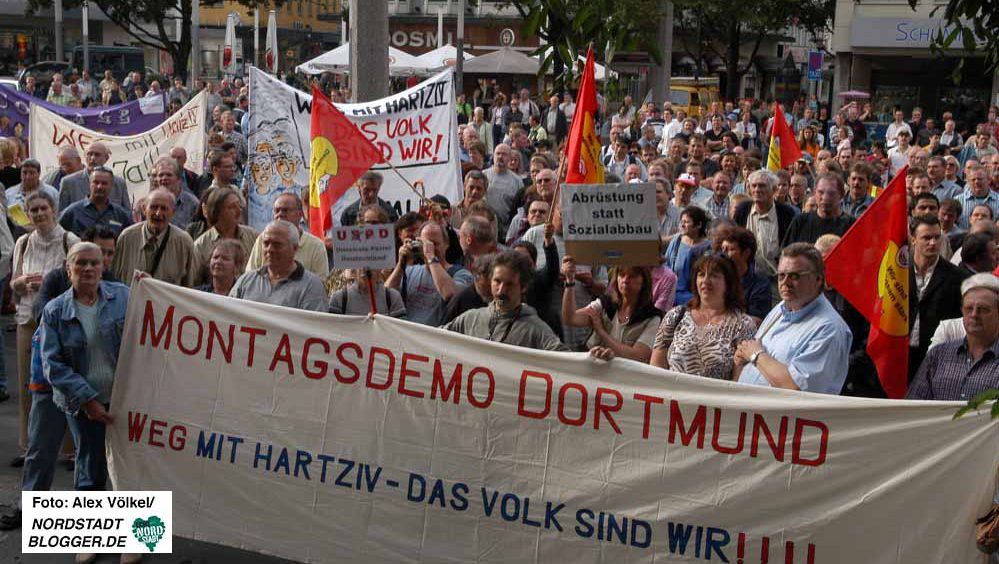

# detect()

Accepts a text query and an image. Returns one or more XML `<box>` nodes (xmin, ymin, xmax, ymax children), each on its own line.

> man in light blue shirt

<box><xmin>734</xmin><ymin>243</ymin><xmax>852</xmax><ymax>394</ymax></box>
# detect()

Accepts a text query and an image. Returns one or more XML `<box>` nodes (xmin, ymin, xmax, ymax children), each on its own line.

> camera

<box><xmin>406</xmin><ymin>239</ymin><xmax>424</xmax><ymax>262</ymax></box>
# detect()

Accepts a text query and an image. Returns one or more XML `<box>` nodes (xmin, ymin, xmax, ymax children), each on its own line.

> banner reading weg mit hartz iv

<box><xmin>29</xmin><ymin>92</ymin><xmax>207</xmax><ymax>202</ymax></box>
<box><xmin>108</xmin><ymin>278</ymin><xmax>999</xmax><ymax>563</ymax></box>
<box><xmin>246</xmin><ymin>67</ymin><xmax>461</xmax><ymax>231</ymax></box>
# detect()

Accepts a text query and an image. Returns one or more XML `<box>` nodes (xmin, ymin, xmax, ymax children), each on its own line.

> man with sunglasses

<box><xmin>733</xmin><ymin>243</ymin><xmax>852</xmax><ymax>394</ymax></box>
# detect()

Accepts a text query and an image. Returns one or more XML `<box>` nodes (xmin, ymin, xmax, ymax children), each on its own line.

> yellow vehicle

<box><xmin>668</xmin><ymin>77</ymin><xmax>721</xmax><ymax>120</ymax></box>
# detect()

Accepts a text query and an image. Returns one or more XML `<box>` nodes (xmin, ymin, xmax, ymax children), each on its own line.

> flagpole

<box><xmin>365</xmin><ymin>269</ymin><xmax>378</xmax><ymax>315</ymax></box>
<box><xmin>381</xmin><ymin>160</ymin><xmax>432</xmax><ymax>204</ymax></box>
<box><xmin>545</xmin><ymin>151</ymin><xmax>568</xmax><ymax>225</ymax></box>
<box><xmin>254</xmin><ymin>9</ymin><xmax>260</xmax><ymax>69</ymax></box>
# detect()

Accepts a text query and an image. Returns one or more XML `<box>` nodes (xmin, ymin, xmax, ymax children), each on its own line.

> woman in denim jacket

<box><xmin>40</xmin><ymin>242</ymin><xmax>129</xmax><ymax>493</ymax></box>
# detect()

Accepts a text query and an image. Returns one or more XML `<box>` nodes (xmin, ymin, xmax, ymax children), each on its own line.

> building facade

<box><xmin>832</xmin><ymin>0</ymin><xmax>999</xmax><ymax>120</ymax></box>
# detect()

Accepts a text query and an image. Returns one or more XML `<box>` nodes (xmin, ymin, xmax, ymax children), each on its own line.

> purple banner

<box><xmin>0</xmin><ymin>85</ymin><xmax>166</xmax><ymax>142</ymax></box>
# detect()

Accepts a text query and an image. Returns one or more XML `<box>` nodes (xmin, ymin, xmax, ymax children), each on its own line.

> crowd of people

<box><xmin>0</xmin><ymin>67</ymin><xmax>997</xmax><ymax>560</ymax></box>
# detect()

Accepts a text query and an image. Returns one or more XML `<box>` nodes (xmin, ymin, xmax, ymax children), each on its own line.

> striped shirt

<box><xmin>906</xmin><ymin>338</ymin><xmax>999</xmax><ymax>401</ymax></box>
<box><xmin>955</xmin><ymin>189</ymin><xmax>999</xmax><ymax>229</ymax></box>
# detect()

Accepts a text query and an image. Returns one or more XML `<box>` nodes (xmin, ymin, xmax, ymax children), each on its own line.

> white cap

<box><xmin>961</xmin><ymin>273</ymin><xmax>999</xmax><ymax>296</ymax></box>
<box><xmin>676</xmin><ymin>173</ymin><xmax>697</xmax><ymax>186</ymax></box>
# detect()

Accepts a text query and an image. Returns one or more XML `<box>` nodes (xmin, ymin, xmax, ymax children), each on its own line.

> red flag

<box><xmin>766</xmin><ymin>103</ymin><xmax>802</xmax><ymax>171</ymax></box>
<box><xmin>565</xmin><ymin>47</ymin><xmax>604</xmax><ymax>184</ymax></box>
<box><xmin>824</xmin><ymin>167</ymin><xmax>910</xmax><ymax>398</ymax></box>
<box><xmin>308</xmin><ymin>86</ymin><xmax>384</xmax><ymax>238</ymax></box>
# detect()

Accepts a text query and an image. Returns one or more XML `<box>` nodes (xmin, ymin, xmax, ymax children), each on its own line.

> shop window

<box><xmin>872</xmin><ymin>86</ymin><xmax>919</xmax><ymax>118</ymax></box>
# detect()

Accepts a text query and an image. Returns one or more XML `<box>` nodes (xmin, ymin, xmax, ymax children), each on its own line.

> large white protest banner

<box><xmin>29</xmin><ymin>92</ymin><xmax>207</xmax><ymax>201</ymax></box>
<box><xmin>246</xmin><ymin>66</ymin><xmax>461</xmax><ymax>231</ymax></box>
<box><xmin>109</xmin><ymin>279</ymin><xmax>999</xmax><ymax>563</ymax></box>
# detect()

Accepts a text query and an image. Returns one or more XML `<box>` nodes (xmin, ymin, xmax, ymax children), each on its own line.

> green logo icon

<box><xmin>131</xmin><ymin>516</ymin><xmax>166</xmax><ymax>552</ymax></box>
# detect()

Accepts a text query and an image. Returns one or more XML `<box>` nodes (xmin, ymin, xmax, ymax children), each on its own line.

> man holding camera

<box><xmin>386</xmin><ymin>221</ymin><xmax>473</xmax><ymax>326</ymax></box>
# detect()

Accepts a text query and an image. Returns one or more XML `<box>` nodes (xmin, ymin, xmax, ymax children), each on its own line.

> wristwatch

<box><xmin>428</xmin><ymin>256</ymin><xmax>441</xmax><ymax>265</ymax></box>
<box><xmin>749</xmin><ymin>350</ymin><xmax>764</xmax><ymax>366</ymax></box>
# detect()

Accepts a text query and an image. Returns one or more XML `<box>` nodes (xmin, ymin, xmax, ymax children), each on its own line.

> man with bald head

<box><xmin>59</xmin><ymin>142</ymin><xmax>131</xmax><ymax>211</ymax></box>
<box><xmin>386</xmin><ymin>220</ymin><xmax>473</xmax><ymax>326</ymax></box>
<box><xmin>149</xmin><ymin>156</ymin><xmax>200</xmax><ymax>227</ymax></box>
<box><xmin>112</xmin><ymin>188</ymin><xmax>196</xmax><ymax>286</ymax></box>
<box><xmin>42</xmin><ymin>146</ymin><xmax>84</xmax><ymax>191</ymax></box>
<box><xmin>169</xmin><ymin>146</ymin><xmax>202</xmax><ymax>197</ymax></box>
<box><xmin>484</xmin><ymin>143</ymin><xmax>522</xmax><ymax>234</ymax></box>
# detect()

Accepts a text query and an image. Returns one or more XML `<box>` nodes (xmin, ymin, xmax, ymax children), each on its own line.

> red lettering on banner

<box><xmin>269</xmin><ymin>334</ymin><xmax>295</xmax><ymax>374</ymax></box>
<box><xmin>711</xmin><ymin>408</ymin><xmax>747</xmax><ymax>455</ymax></box>
<box><xmin>557</xmin><ymin>383</ymin><xmax>588</xmax><ymax>426</ymax></box>
<box><xmin>751</xmin><ymin>414</ymin><xmax>788</xmax><ymax>461</ymax></box>
<box><xmin>50</xmin><ymin>123</ymin><xmax>97</xmax><ymax>151</ymax></box>
<box><xmin>518</xmin><ymin>371</ymin><xmax>552</xmax><ymax>419</ymax></box>
<box><xmin>240</xmin><ymin>326</ymin><xmax>267</xmax><ymax>367</ymax></box>
<box><xmin>366</xmin><ymin>347</ymin><xmax>396</xmax><ymax>390</ymax></box>
<box><xmin>127</xmin><ymin>411</ymin><xmax>148</xmax><ymax>442</ymax></box>
<box><xmin>335</xmin><ymin>342</ymin><xmax>362</xmax><ymax>383</ymax></box>
<box><xmin>359</xmin><ymin>121</ymin><xmax>379</xmax><ymax>143</ymax></box>
<box><xmin>127</xmin><ymin>411</ymin><xmax>186</xmax><ymax>451</ymax></box>
<box><xmin>169</xmin><ymin>424</ymin><xmax>187</xmax><ymax>451</ymax></box>
<box><xmin>791</xmin><ymin>419</ymin><xmax>828</xmax><ymax>467</ymax></box>
<box><xmin>207</xmin><ymin>321</ymin><xmax>234</xmax><ymax>362</ymax></box>
<box><xmin>302</xmin><ymin>338</ymin><xmax>330</xmax><ymax>379</ymax></box>
<box><xmin>399</xmin><ymin>353</ymin><xmax>429</xmax><ymax>398</ymax></box>
<box><xmin>140</xmin><ymin>301</ymin><xmax>174</xmax><ymax>349</ymax></box>
<box><xmin>466</xmin><ymin>367</ymin><xmax>494</xmax><ymax>408</ymax></box>
<box><xmin>148</xmin><ymin>419</ymin><xmax>166</xmax><ymax>448</ymax></box>
<box><xmin>633</xmin><ymin>393</ymin><xmax>664</xmax><ymax>439</ymax></box>
<box><xmin>594</xmin><ymin>388</ymin><xmax>622</xmax><ymax>434</ymax></box>
<box><xmin>431</xmin><ymin>360</ymin><xmax>463</xmax><ymax>403</ymax></box>
<box><xmin>669</xmin><ymin>400</ymin><xmax>706</xmax><ymax>448</ymax></box>
<box><xmin>176</xmin><ymin>316</ymin><xmax>203</xmax><ymax>356</ymax></box>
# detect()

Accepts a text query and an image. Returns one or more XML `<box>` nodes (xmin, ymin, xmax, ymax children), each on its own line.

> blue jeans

<box><xmin>67</xmin><ymin>410</ymin><xmax>107</xmax><ymax>491</ymax></box>
<box><xmin>22</xmin><ymin>392</ymin><xmax>78</xmax><ymax>492</ymax></box>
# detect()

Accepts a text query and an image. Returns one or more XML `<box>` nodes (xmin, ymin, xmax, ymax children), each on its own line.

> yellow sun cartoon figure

<box><xmin>310</xmin><ymin>137</ymin><xmax>339</xmax><ymax>202</ymax></box>
<box><xmin>876</xmin><ymin>240</ymin><xmax>910</xmax><ymax>337</ymax></box>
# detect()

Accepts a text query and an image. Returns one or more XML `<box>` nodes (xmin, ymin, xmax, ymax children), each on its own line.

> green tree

<box><xmin>673</xmin><ymin>0</ymin><xmax>834</xmax><ymax>100</ymax></box>
<box><xmin>503</xmin><ymin>0</ymin><xmax>663</xmax><ymax>92</ymax></box>
<box><xmin>907</xmin><ymin>0</ymin><xmax>999</xmax><ymax>80</ymax></box>
<box><xmin>26</xmin><ymin>0</ymin><xmax>284</xmax><ymax>81</ymax></box>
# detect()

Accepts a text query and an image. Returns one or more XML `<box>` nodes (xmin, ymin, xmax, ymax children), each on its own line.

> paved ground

<box><xmin>0</xmin><ymin>315</ymin><xmax>299</xmax><ymax>564</ymax></box>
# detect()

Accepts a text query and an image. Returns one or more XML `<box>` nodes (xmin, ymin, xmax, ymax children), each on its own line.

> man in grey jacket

<box><xmin>58</xmin><ymin>142</ymin><xmax>131</xmax><ymax>211</ymax></box>
<box><xmin>444</xmin><ymin>251</ymin><xmax>567</xmax><ymax>351</ymax></box>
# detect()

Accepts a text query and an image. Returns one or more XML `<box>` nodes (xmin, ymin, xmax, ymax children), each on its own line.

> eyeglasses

<box><xmin>528</xmin><ymin>208</ymin><xmax>549</xmax><ymax>215</ymax></box>
<box><xmin>777</xmin><ymin>270</ymin><xmax>814</xmax><ymax>282</ymax></box>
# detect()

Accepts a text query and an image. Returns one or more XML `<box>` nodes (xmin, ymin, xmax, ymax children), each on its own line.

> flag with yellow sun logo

<box><xmin>825</xmin><ymin>167</ymin><xmax>910</xmax><ymax>398</ymax></box>
<box><xmin>565</xmin><ymin>47</ymin><xmax>604</xmax><ymax>184</ymax></box>
<box><xmin>308</xmin><ymin>86</ymin><xmax>384</xmax><ymax>238</ymax></box>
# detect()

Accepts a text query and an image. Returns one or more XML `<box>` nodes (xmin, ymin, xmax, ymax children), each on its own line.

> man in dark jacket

<box><xmin>733</xmin><ymin>170</ymin><xmax>797</xmax><ymax>288</ymax></box>
<box><xmin>339</xmin><ymin>171</ymin><xmax>399</xmax><ymax>227</ymax></box>
<box><xmin>908</xmin><ymin>215</ymin><xmax>970</xmax><ymax>380</ymax></box>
